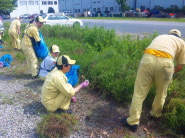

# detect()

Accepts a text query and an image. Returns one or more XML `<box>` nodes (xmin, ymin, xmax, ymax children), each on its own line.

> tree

<box><xmin>116</xmin><ymin>0</ymin><xmax>130</xmax><ymax>12</ymax></box>
<box><xmin>48</xmin><ymin>7</ymin><xmax>55</xmax><ymax>13</ymax></box>
<box><xmin>0</xmin><ymin>0</ymin><xmax>17</xmax><ymax>14</ymax></box>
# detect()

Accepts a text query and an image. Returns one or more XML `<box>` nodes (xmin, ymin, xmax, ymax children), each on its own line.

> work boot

<box><xmin>17</xmin><ymin>49</ymin><xmax>22</xmax><ymax>51</ymax></box>
<box><xmin>149</xmin><ymin>116</ymin><xmax>160</xmax><ymax>121</ymax></box>
<box><xmin>32</xmin><ymin>75</ymin><xmax>38</xmax><ymax>79</ymax></box>
<box><xmin>55</xmin><ymin>109</ymin><xmax>73</xmax><ymax>114</ymax></box>
<box><xmin>121</xmin><ymin>117</ymin><xmax>138</xmax><ymax>132</ymax></box>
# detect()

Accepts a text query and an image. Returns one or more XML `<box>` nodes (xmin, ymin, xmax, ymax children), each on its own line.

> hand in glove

<box><xmin>80</xmin><ymin>80</ymin><xmax>89</xmax><ymax>88</ymax></box>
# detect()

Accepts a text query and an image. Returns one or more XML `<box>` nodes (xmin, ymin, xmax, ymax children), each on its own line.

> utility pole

<box><xmin>149</xmin><ymin>0</ymin><xmax>151</xmax><ymax>9</ymax></box>
<box><xmin>134</xmin><ymin>0</ymin><xmax>137</xmax><ymax>9</ymax></box>
<box><xmin>38</xmin><ymin>0</ymin><xmax>41</xmax><ymax>13</ymax></box>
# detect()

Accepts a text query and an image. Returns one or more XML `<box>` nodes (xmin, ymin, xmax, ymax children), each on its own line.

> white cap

<box><xmin>169</xmin><ymin>29</ymin><xmax>181</xmax><ymax>37</ymax></box>
<box><xmin>51</xmin><ymin>45</ymin><xmax>60</xmax><ymax>53</ymax></box>
<box><xmin>57</xmin><ymin>55</ymin><xmax>76</xmax><ymax>65</ymax></box>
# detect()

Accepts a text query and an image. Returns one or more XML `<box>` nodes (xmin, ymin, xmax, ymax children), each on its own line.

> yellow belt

<box><xmin>144</xmin><ymin>49</ymin><xmax>172</xmax><ymax>59</ymax></box>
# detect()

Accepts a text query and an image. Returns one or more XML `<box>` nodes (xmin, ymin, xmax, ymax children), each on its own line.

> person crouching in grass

<box><xmin>41</xmin><ymin>55</ymin><xmax>89</xmax><ymax>114</ymax></box>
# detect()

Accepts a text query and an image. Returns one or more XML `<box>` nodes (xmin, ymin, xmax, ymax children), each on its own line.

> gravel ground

<box><xmin>0</xmin><ymin>72</ymin><xmax>41</xmax><ymax>137</ymax></box>
<box><xmin>0</xmin><ymin>61</ymin><xmax>144</xmax><ymax>137</ymax></box>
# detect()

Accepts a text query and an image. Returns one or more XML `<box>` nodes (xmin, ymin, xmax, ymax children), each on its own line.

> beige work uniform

<box><xmin>8</xmin><ymin>19</ymin><xmax>21</xmax><ymax>49</ymax></box>
<box><xmin>21</xmin><ymin>24</ymin><xmax>40</xmax><ymax>77</ymax></box>
<box><xmin>41</xmin><ymin>68</ymin><xmax>75</xmax><ymax>112</ymax></box>
<box><xmin>127</xmin><ymin>35</ymin><xmax>185</xmax><ymax>125</ymax></box>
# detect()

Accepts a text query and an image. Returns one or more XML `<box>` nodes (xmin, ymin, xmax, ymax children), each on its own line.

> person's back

<box><xmin>9</xmin><ymin>19</ymin><xmax>20</xmax><ymax>33</ymax></box>
<box><xmin>39</xmin><ymin>45</ymin><xmax>60</xmax><ymax>78</ymax></box>
<box><xmin>39</xmin><ymin>55</ymin><xmax>56</xmax><ymax>77</ymax></box>
<box><xmin>121</xmin><ymin>29</ymin><xmax>185</xmax><ymax>132</ymax></box>
<box><xmin>146</xmin><ymin>34</ymin><xmax>185</xmax><ymax>59</ymax></box>
<box><xmin>8</xmin><ymin>18</ymin><xmax>21</xmax><ymax>50</ymax></box>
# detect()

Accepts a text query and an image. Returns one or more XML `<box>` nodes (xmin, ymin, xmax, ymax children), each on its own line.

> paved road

<box><xmin>81</xmin><ymin>19</ymin><xmax>185</xmax><ymax>38</ymax></box>
<box><xmin>4</xmin><ymin>18</ymin><xmax>185</xmax><ymax>38</ymax></box>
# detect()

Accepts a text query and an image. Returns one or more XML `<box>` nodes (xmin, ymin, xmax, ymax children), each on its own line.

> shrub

<box><xmin>162</xmin><ymin>98</ymin><xmax>185</xmax><ymax>134</ymax></box>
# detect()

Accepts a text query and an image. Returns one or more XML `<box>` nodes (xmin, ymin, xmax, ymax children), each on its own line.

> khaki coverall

<box><xmin>8</xmin><ymin>19</ymin><xmax>21</xmax><ymax>49</ymax></box>
<box><xmin>21</xmin><ymin>24</ymin><xmax>40</xmax><ymax>77</ymax></box>
<box><xmin>127</xmin><ymin>34</ymin><xmax>185</xmax><ymax>125</ymax></box>
<box><xmin>41</xmin><ymin>68</ymin><xmax>75</xmax><ymax>112</ymax></box>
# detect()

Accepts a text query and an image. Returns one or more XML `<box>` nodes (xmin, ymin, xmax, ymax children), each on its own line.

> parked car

<box><xmin>19</xmin><ymin>14</ymin><xmax>31</xmax><ymax>19</ymax></box>
<box><xmin>0</xmin><ymin>20</ymin><xmax>4</xmax><ymax>31</ymax></box>
<box><xmin>30</xmin><ymin>14</ymin><xmax>39</xmax><ymax>19</ymax></box>
<box><xmin>0</xmin><ymin>14</ymin><xmax>10</xmax><ymax>20</ymax></box>
<box><xmin>63</xmin><ymin>11</ymin><xmax>72</xmax><ymax>16</ymax></box>
<box><xmin>43</xmin><ymin>13</ymin><xmax>83</xmax><ymax>27</ymax></box>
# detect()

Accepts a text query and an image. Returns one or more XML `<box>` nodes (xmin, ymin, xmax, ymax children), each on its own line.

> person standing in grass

<box><xmin>8</xmin><ymin>17</ymin><xmax>21</xmax><ymax>50</ymax></box>
<box><xmin>21</xmin><ymin>16</ymin><xmax>45</xmax><ymax>79</ymax></box>
<box><xmin>122</xmin><ymin>29</ymin><xmax>185</xmax><ymax>132</ymax></box>
<box><xmin>38</xmin><ymin>45</ymin><xmax>60</xmax><ymax>79</ymax></box>
<box><xmin>0</xmin><ymin>30</ymin><xmax>6</xmax><ymax>44</ymax></box>
<box><xmin>41</xmin><ymin>55</ymin><xmax>89</xmax><ymax>114</ymax></box>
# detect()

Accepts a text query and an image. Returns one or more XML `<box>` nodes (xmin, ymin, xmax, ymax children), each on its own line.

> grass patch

<box><xmin>0</xmin><ymin>95</ymin><xmax>14</xmax><ymax>105</ymax></box>
<box><xmin>36</xmin><ymin>113</ymin><xmax>78</xmax><ymax>137</ymax></box>
<box><xmin>79</xmin><ymin>17</ymin><xmax>185</xmax><ymax>22</ymax></box>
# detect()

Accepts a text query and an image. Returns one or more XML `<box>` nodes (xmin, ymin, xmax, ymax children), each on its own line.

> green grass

<box><xmin>78</xmin><ymin>16</ymin><xmax>185</xmax><ymax>22</ymax></box>
<box><xmin>36</xmin><ymin>113</ymin><xmax>78</xmax><ymax>137</ymax></box>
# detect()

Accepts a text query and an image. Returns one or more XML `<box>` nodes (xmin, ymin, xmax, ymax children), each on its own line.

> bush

<box><xmin>41</xmin><ymin>25</ymin><xmax>157</xmax><ymax>102</ymax></box>
<box><xmin>163</xmin><ymin>98</ymin><xmax>185</xmax><ymax>134</ymax></box>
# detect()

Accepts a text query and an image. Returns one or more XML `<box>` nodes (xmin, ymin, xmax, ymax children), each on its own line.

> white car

<box><xmin>0</xmin><ymin>20</ymin><xmax>4</xmax><ymax>31</ymax></box>
<box><xmin>42</xmin><ymin>13</ymin><xmax>83</xmax><ymax>27</ymax></box>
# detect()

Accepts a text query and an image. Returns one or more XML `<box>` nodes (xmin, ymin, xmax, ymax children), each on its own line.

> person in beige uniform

<box><xmin>41</xmin><ymin>55</ymin><xmax>89</xmax><ymax>114</ymax></box>
<box><xmin>21</xmin><ymin>16</ymin><xmax>45</xmax><ymax>79</ymax></box>
<box><xmin>8</xmin><ymin>17</ymin><xmax>21</xmax><ymax>50</ymax></box>
<box><xmin>0</xmin><ymin>30</ymin><xmax>6</xmax><ymax>44</ymax></box>
<box><xmin>122</xmin><ymin>29</ymin><xmax>185</xmax><ymax>132</ymax></box>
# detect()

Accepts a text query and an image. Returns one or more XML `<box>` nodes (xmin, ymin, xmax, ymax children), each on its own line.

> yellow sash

<box><xmin>144</xmin><ymin>49</ymin><xmax>172</xmax><ymax>59</ymax></box>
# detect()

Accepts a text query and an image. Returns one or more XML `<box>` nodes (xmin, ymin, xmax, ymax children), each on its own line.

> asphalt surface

<box><xmin>4</xmin><ymin>18</ymin><xmax>185</xmax><ymax>38</ymax></box>
<box><xmin>81</xmin><ymin>19</ymin><xmax>185</xmax><ymax>38</ymax></box>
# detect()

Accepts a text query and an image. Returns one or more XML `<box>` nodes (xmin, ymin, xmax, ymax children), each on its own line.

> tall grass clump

<box><xmin>162</xmin><ymin>98</ymin><xmax>185</xmax><ymax>134</ymax></box>
<box><xmin>37</xmin><ymin>113</ymin><xmax>78</xmax><ymax>137</ymax></box>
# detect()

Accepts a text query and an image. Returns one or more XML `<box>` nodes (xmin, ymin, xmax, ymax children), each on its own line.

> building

<box><xmin>10</xmin><ymin>0</ymin><xmax>59</xmax><ymax>17</ymax></box>
<box><xmin>136</xmin><ymin>0</ymin><xmax>185</xmax><ymax>10</ymax></box>
<box><xmin>10</xmin><ymin>0</ymin><xmax>185</xmax><ymax>18</ymax></box>
<box><xmin>58</xmin><ymin>0</ymin><xmax>121</xmax><ymax>15</ymax></box>
<box><xmin>58</xmin><ymin>0</ymin><xmax>185</xmax><ymax>15</ymax></box>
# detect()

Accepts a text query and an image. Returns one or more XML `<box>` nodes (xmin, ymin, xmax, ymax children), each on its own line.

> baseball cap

<box><xmin>57</xmin><ymin>55</ymin><xmax>76</xmax><ymax>65</ymax></box>
<box><xmin>37</xmin><ymin>16</ymin><xmax>46</xmax><ymax>23</ymax></box>
<box><xmin>51</xmin><ymin>45</ymin><xmax>60</xmax><ymax>53</ymax></box>
<box><xmin>169</xmin><ymin>29</ymin><xmax>181</xmax><ymax>37</ymax></box>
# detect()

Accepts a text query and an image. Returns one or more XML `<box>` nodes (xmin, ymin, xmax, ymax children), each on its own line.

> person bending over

<box><xmin>122</xmin><ymin>29</ymin><xmax>185</xmax><ymax>132</ymax></box>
